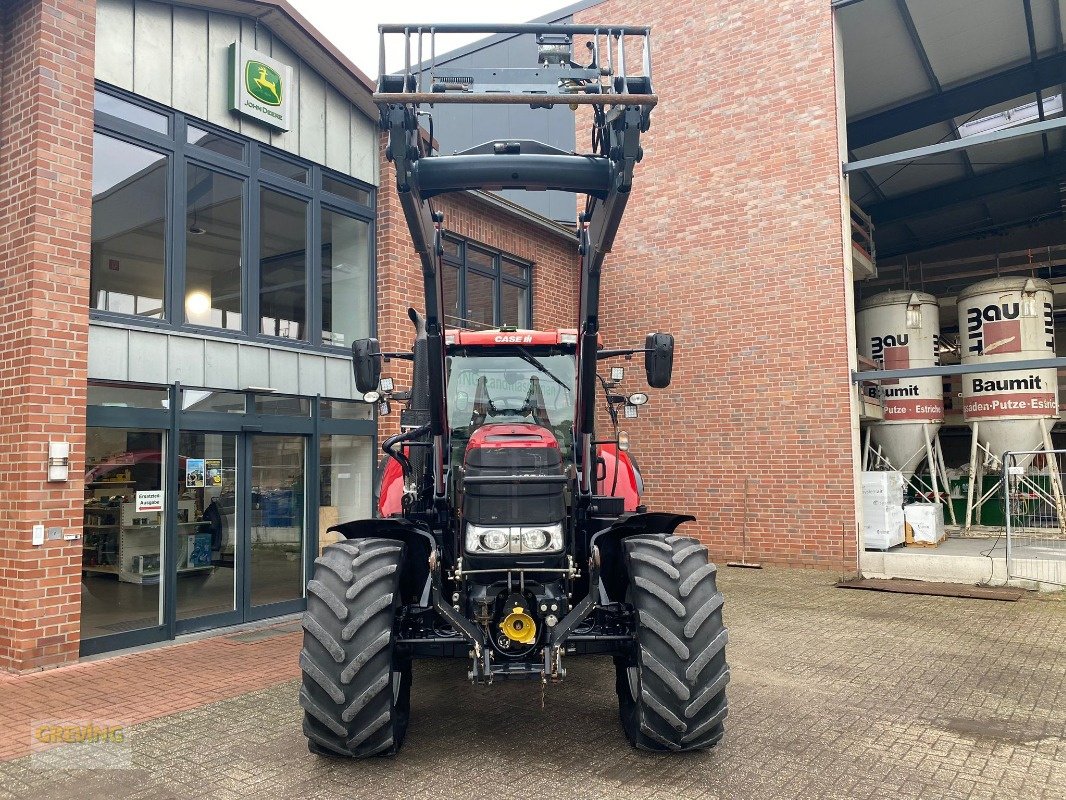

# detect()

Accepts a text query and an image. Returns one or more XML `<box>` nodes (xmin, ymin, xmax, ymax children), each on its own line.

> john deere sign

<box><xmin>229</xmin><ymin>43</ymin><xmax>292</xmax><ymax>131</ymax></box>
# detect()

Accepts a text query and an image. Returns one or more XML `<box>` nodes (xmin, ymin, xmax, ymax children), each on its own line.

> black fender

<box><xmin>590</xmin><ymin>512</ymin><xmax>696</xmax><ymax>602</ymax></box>
<box><xmin>327</xmin><ymin>518</ymin><xmax>434</xmax><ymax>605</ymax></box>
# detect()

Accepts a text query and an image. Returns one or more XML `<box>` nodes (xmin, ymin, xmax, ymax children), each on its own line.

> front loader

<box><xmin>299</xmin><ymin>23</ymin><xmax>729</xmax><ymax>757</ymax></box>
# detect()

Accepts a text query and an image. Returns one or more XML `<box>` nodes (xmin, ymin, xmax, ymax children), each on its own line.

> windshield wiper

<box><xmin>515</xmin><ymin>346</ymin><xmax>570</xmax><ymax>393</ymax></box>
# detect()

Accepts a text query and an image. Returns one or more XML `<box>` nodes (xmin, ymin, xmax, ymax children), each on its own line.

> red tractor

<box><xmin>299</xmin><ymin>23</ymin><xmax>729</xmax><ymax>757</ymax></box>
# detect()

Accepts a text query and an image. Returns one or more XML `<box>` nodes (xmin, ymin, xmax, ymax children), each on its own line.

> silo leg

<box><xmin>935</xmin><ymin>437</ymin><xmax>957</xmax><ymax>526</ymax></box>
<box><xmin>923</xmin><ymin>424</ymin><xmax>939</xmax><ymax>506</ymax></box>
<box><xmin>965</xmin><ymin>422</ymin><xmax>980</xmax><ymax>532</ymax></box>
<box><xmin>1039</xmin><ymin>418</ymin><xmax>1066</xmax><ymax>535</ymax></box>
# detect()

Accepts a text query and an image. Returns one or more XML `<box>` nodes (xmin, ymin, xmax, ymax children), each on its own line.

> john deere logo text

<box><xmin>246</xmin><ymin>61</ymin><xmax>282</xmax><ymax>106</ymax></box>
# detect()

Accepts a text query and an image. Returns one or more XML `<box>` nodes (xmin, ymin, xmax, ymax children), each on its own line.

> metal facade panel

<box><xmin>267</xmin><ymin>348</ymin><xmax>300</xmax><ymax>394</ymax></box>
<box><xmin>323</xmin><ymin>357</ymin><xmax>353</xmax><ymax>399</ymax></box>
<box><xmin>237</xmin><ymin>344</ymin><xmax>270</xmax><ymax>389</ymax></box>
<box><xmin>132</xmin><ymin>0</ymin><xmax>174</xmax><ymax>105</ymax></box>
<box><xmin>95</xmin><ymin>0</ymin><xmax>134</xmax><ymax>87</ymax></box>
<box><xmin>88</xmin><ymin>326</ymin><xmax>130</xmax><ymax>381</ymax></box>
<box><xmin>268</xmin><ymin>37</ymin><xmax>301</xmax><ymax>154</ymax></box>
<box><xmin>168</xmin><ymin>336</ymin><xmax>206</xmax><ymax>386</ymax></box>
<box><xmin>171</xmin><ymin>6</ymin><xmax>210</xmax><ymax>119</ymax></box>
<box><xmin>127</xmin><ymin>329</ymin><xmax>170</xmax><ymax>384</ymax></box>
<box><xmin>205</xmin><ymin>11</ymin><xmax>241</xmax><ymax>128</ymax></box>
<box><xmin>204</xmin><ymin>339</ymin><xmax>241</xmax><ymax>389</ymax></box>
<box><xmin>95</xmin><ymin>3</ymin><xmax>374</xmax><ymax>181</ymax></box>
<box><xmin>297</xmin><ymin>353</ymin><xmax>327</xmax><ymax>396</ymax></box>
<box><xmin>297</xmin><ymin>67</ymin><xmax>328</xmax><ymax>166</ymax></box>
<box><xmin>324</xmin><ymin>91</ymin><xmax>352</xmax><ymax>175</ymax></box>
<box><xmin>350</xmin><ymin>108</ymin><xmax>377</xmax><ymax>186</ymax></box>
<box><xmin>237</xmin><ymin>19</ymin><xmax>270</xmax><ymax>143</ymax></box>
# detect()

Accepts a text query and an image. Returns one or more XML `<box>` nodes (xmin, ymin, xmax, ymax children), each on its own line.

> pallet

<box><xmin>904</xmin><ymin>522</ymin><xmax>947</xmax><ymax>548</ymax></box>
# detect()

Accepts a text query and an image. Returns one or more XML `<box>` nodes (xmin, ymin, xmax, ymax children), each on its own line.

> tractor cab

<box><xmin>444</xmin><ymin>328</ymin><xmax>579</xmax><ymax>462</ymax></box>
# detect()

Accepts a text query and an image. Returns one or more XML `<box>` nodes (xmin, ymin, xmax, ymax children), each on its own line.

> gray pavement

<box><xmin>3</xmin><ymin>567</ymin><xmax>1066</xmax><ymax>799</ymax></box>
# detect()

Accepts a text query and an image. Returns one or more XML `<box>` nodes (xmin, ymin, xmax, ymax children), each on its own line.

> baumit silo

<box><xmin>959</xmin><ymin>277</ymin><xmax>1058</xmax><ymax>463</ymax></box>
<box><xmin>857</xmin><ymin>291</ymin><xmax>944</xmax><ymax>481</ymax></box>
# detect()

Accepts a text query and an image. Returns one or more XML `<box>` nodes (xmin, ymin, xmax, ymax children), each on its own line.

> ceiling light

<box><xmin>185</xmin><ymin>290</ymin><xmax>211</xmax><ymax>317</ymax></box>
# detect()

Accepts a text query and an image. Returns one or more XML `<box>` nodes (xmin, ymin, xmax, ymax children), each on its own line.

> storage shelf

<box><xmin>84</xmin><ymin>524</ymin><xmax>119</xmax><ymax>530</ymax></box>
<box><xmin>83</xmin><ymin>565</ymin><xmax>119</xmax><ymax>574</ymax></box>
<box><xmin>119</xmin><ymin>565</ymin><xmax>212</xmax><ymax>585</ymax></box>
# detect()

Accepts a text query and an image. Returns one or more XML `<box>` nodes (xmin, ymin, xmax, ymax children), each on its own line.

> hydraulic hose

<box><xmin>381</xmin><ymin>423</ymin><xmax>432</xmax><ymax>481</ymax></box>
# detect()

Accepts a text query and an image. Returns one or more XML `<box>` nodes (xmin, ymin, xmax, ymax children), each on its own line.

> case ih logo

<box><xmin>493</xmin><ymin>334</ymin><xmax>534</xmax><ymax>343</ymax></box>
<box><xmin>966</xmin><ymin>301</ymin><xmax>1055</xmax><ymax>354</ymax></box>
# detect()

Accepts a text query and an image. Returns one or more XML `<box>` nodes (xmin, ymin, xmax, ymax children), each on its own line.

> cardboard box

<box><xmin>905</xmin><ymin>503</ymin><xmax>946</xmax><ymax>547</ymax></box>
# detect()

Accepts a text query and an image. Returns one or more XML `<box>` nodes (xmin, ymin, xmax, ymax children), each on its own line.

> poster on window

<box><xmin>206</xmin><ymin>459</ymin><xmax>223</xmax><ymax>487</ymax></box>
<box><xmin>186</xmin><ymin>458</ymin><xmax>205</xmax><ymax>488</ymax></box>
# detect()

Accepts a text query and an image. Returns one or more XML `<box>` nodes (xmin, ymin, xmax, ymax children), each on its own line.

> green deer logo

<box><xmin>246</xmin><ymin>61</ymin><xmax>282</xmax><ymax>106</ymax></box>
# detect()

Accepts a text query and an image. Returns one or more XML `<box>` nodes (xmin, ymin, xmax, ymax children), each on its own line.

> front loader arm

<box><xmin>376</xmin><ymin>23</ymin><xmax>655</xmax><ymax>502</ymax></box>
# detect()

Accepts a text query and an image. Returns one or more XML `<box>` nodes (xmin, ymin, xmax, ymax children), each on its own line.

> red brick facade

<box><xmin>575</xmin><ymin>0</ymin><xmax>857</xmax><ymax>568</ymax></box>
<box><xmin>0</xmin><ymin>0</ymin><xmax>95</xmax><ymax>671</ymax></box>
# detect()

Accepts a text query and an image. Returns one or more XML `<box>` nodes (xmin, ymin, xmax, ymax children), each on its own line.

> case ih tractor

<box><xmin>299</xmin><ymin>23</ymin><xmax>729</xmax><ymax>757</ymax></box>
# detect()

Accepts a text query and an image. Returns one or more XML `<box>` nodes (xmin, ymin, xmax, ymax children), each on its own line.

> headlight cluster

<box><xmin>465</xmin><ymin>523</ymin><xmax>564</xmax><ymax>554</ymax></box>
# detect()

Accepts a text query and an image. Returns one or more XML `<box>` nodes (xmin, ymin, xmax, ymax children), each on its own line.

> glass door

<box><xmin>248</xmin><ymin>434</ymin><xmax>307</xmax><ymax>614</ymax></box>
<box><xmin>81</xmin><ymin>427</ymin><xmax>167</xmax><ymax>648</ymax></box>
<box><xmin>174</xmin><ymin>432</ymin><xmax>240</xmax><ymax>628</ymax></box>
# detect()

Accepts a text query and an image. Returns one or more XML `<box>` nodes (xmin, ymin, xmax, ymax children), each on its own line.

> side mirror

<box><xmin>644</xmin><ymin>333</ymin><xmax>674</xmax><ymax>388</ymax></box>
<box><xmin>352</xmin><ymin>338</ymin><xmax>382</xmax><ymax>395</ymax></box>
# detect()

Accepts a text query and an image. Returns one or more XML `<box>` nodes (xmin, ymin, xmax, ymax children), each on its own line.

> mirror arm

<box><xmin>597</xmin><ymin>347</ymin><xmax>652</xmax><ymax>359</ymax></box>
<box><xmin>382</xmin><ymin>352</ymin><xmax>414</xmax><ymax>362</ymax></box>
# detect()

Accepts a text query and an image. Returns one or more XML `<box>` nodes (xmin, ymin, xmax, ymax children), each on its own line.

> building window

<box><xmin>185</xmin><ymin>165</ymin><xmax>244</xmax><ymax>329</ymax></box>
<box><xmin>91</xmin><ymin>85</ymin><xmax>374</xmax><ymax>351</ymax></box>
<box><xmin>321</xmin><ymin>210</ymin><xmax>371</xmax><ymax>347</ymax></box>
<box><xmin>260</xmin><ymin>190</ymin><xmax>309</xmax><ymax>340</ymax></box>
<box><xmin>90</xmin><ymin>134</ymin><xmax>168</xmax><ymax>318</ymax></box>
<box><xmin>442</xmin><ymin>237</ymin><xmax>532</xmax><ymax>329</ymax></box>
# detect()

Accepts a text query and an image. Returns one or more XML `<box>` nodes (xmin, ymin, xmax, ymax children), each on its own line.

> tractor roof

<box><xmin>445</xmin><ymin>329</ymin><xmax>580</xmax><ymax>347</ymax></box>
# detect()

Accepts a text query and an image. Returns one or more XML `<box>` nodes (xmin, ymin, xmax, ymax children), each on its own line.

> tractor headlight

<box><xmin>465</xmin><ymin>523</ymin><xmax>564</xmax><ymax>554</ymax></box>
<box><xmin>521</xmin><ymin>525</ymin><xmax>563</xmax><ymax>552</ymax></box>
<box><xmin>465</xmin><ymin>526</ymin><xmax>509</xmax><ymax>553</ymax></box>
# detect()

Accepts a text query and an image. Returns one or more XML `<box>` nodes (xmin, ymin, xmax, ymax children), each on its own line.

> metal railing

<box><xmin>1004</xmin><ymin>449</ymin><xmax>1066</xmax><ymax>586</ymax></box>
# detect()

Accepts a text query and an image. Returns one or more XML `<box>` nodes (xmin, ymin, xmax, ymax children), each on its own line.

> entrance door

<box><xmin>174</xmin><ymin>431</ymin><xmax>307</xmax><ymax>631</ymax></box>
<box><xmin>175</xmin><ymin>431</ymin><xmax>240</xmax><ymax>629</ymax></box>
<box><xmin>248</xmin><ymin>434</ymin><xmax>307</xmax><ymax>616</ymax></box>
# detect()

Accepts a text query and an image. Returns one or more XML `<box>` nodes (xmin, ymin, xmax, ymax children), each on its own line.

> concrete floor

<box><xmin>862</xmin><ymin>534</ymin><xmax>1066</xmax><ymax>589</ymax></box>
<box><xmin>3</xmin><ymin>568</ymin><xmax>1065</xmax><ymax>800</ymax></box>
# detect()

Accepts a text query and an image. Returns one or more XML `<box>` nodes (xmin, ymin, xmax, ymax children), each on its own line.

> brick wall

<box><xmin>574</xmin><ymin>0</ymin><xmax>858</xmax><ymax>568</ymax></box>
<box><xmin>375</xmin><ymin>138</ymin><xmax>579</xmax><ymax>439</ymax></box>
<box><xmin>0</xmin><ymin>0</ymin><xmax>95</xmax><ymax>671</ymax></box>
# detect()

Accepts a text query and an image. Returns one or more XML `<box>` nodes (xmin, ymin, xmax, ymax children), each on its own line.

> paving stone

<box><xmin>1</xmin><ymin>568</ymin><xmax>1064</xmax><ymax>798</ymax></box>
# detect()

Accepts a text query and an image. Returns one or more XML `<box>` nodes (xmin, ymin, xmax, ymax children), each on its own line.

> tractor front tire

<box><xmin>617</xmin><ymin>534</ymin><xmax>730</xmax><ymax>752</ymax></box>
<box><xmin>299</xmin><ymin>538</ymin><xmax>411</xmax><ymax>758</ymax></box>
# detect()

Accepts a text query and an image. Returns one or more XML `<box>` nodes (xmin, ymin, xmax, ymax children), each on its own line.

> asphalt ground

<box><xmin>2</xmin><ymin>567</ymin><xmax>1065</xmax><ymax>799</ymax></box>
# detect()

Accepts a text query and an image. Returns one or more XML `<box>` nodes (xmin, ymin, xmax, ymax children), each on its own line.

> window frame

<box><xmin>441</xmin><ymin>235</ymin><xmax>533</xmax><ymax>330</ymax></box>
<box><xmin>91</xmin><ymin>82</ymin><xmax>377</xmax><ymax>354</ymax></box>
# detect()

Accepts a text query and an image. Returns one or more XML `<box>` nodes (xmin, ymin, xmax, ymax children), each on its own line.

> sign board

<box><xmin>229</xmin><ymin>42</ymin><xmax>292</xmax><ymax>131</ymax></box>
<box><xmin>135</xmin><ymin>490</ymin><xmax>163</xmax><ymax>513</ymax></box>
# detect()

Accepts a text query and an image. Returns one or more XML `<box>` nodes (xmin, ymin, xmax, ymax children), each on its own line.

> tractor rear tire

<box><xmin>617</xmin><ymin>534</ymin><xmax>730</xmax><ymax>752</ymax></box>
<box><xmin>299</xmin><ymin>538</ymin><xmax>411</xmax><ymax>758</ymax></box>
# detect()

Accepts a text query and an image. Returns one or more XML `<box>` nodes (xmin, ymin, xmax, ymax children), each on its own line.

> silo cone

<box><xmin>857</xmin><ymin>291</ymin><xmax>945</xmax><ymax>485</ymax></box>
